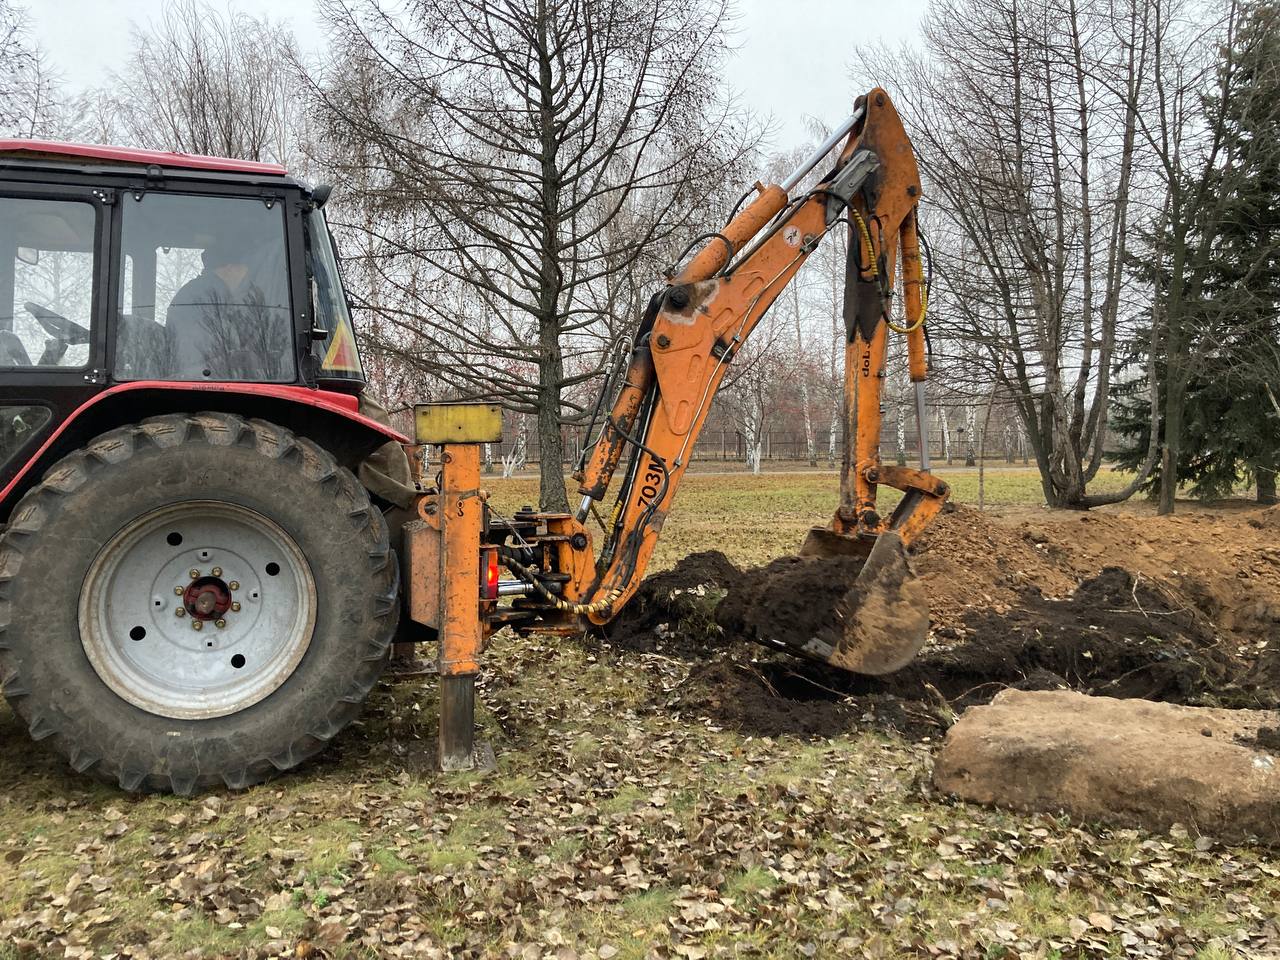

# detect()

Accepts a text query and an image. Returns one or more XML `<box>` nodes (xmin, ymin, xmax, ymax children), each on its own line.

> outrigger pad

<box><xmin>716</xmin><ymin>531</ymin><xmax>929</xmax><ymax>676</ymax></box>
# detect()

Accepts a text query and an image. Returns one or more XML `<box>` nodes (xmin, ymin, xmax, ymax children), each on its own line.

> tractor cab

<box><xmin>0</xmin><ymin>141</ymin><xmax>368</xmax><ymax>507</ymax></box>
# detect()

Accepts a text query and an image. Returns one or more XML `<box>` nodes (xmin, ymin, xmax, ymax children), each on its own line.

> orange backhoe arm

<box><xmin>566</xmin><ymin>89</ymin><xmax>948</xmax><ymax>622</ymax></box>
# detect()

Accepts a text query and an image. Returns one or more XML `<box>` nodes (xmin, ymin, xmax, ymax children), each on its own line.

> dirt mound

<box><xmin>913</xmin><ymin>505</ymin><xmax>1078</xmax><ymax>631</ymax></box>
<box><xmin>714</xmin><ymin>553</ymin><xmax>868</xmax><ymax>650</ymax></box>
<box><xmin>609</xmin><ymin>505</ymin><xmax>1280</xmax><ymax>741</ymax></box>
<box><xmin>667</xmin><ymin>567</ymin><xmax>1273</xmax><ymax>740</ymax></box>
<box><xmin>920</xmin><ymin>567</ymin><xmax>1256</xmax><ymax>707</ymax></box>
<box><xmin>604</xmin><ymin>550</ymin><xmax>740</xmax><ymax>655</ymax></box>
<box><xmin>1014</xmin><ymin>509</ymin><xmax>1280</xmax><ymax>636</ymax></box>
<box><xmin>1247</xmin><ymin>505</ymin><xmax>1280</xmax><ymax>530</ymax></box>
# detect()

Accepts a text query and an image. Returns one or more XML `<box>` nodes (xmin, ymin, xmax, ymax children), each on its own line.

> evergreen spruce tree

<box><xmin>1113</xmin><ymin>0</ymin><xmax>1280</xmax><ymax>503</ymax></box>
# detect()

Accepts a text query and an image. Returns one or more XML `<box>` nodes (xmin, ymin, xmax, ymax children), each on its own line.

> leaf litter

<box><xmin>2</xmin><ymin>503</ymin><xmax>1280</xmax><ymax>956</ymax></box>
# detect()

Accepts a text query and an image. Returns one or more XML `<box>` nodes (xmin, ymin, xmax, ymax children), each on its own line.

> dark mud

<box><xmin>603</xmin><ymin>551</ymin><xmax>741</xmax><ymax>655</ymax></box>
<box><xmin>715</xmin><ymin>554</ymin><xmax>871</xmax><ymax>652</ymax></box>
<box><xmin>607</xmin><ymin>553</ymin><xmax>1275</xmax><ymax>741</ymax></box>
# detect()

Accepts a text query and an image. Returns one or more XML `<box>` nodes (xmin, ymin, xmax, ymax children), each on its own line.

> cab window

<box><xmin>114</xmin><ymin>193</ymin><xmax>294</xmax><ymax>383</ymax></box>
<box><xmin>0</xmin><ymin>197</ymin><xmax>96</xmax><ymax>369</ymax></box>
<box><xmin>306</xmin><ymin>209</ymin><xmax>365</xmax><ymax>383</ymax></box>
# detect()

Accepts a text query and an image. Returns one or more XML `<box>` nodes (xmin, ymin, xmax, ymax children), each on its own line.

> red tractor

<box><xmin>0</xmin><ymin>142</ymin><xmax>408</xmax><ymax>793</ymax></box>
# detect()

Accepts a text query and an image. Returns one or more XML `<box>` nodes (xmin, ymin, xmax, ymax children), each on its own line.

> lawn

<box><xmin>0</xmin><ymin>466</ymin><xmax>1275</xmax><ymax>959</ymax></box>
<box><xmin>485</xmin><ymin>466</ymin><xmax>1133</xmax><ymax>570</ymax></box>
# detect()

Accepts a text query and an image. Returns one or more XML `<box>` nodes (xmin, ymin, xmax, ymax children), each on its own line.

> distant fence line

<box><xmin>478</xmin><ymin>424</ymin><xmax>1033</xmax><ymax>467</ymax></box>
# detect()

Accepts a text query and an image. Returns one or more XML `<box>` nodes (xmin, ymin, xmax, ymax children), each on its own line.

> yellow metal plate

<box><xmin>414</xmin><ymin>403</ymin><xmax>503</xmax><ymax>444</ymax></box>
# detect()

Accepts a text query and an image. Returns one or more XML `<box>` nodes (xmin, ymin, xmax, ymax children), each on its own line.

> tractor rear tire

<box><xmin>0</xmin><ymin>412</ymin><xmax>399</xmax><ymax>794</ymax></box>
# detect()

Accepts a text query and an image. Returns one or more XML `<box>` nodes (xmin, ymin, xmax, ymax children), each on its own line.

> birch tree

<box><xmin>112</xmin><ymin>0</ymin><xmax>304</xmax><ymax>165</ymax></box>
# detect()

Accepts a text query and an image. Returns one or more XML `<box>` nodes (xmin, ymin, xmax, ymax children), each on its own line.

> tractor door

<box><xmin>303</xmin><ymin>207</ymin><xmax>366</xmax><ymax>392</ymax></box>
<box><xmin>113</xmin><ymin>191</ymin><xmax>297</xmax><ymax>384</ymax></box>
<box><xmin>0</xmin><ymin>185</ymin><xmax>108</xmax><ymax>492</ymax></box>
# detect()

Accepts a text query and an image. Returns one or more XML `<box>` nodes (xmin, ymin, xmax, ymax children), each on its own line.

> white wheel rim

<box><xmin>79</xmin><ymin>500</ymin><xmax>317</xmax><ymax>720</ymax></box>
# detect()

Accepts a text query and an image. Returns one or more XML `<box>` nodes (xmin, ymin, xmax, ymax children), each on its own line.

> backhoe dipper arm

<box><xmin>569</xmin><ymin>89</ymin><xmax>946</xmax><ymax>623</ymax></box>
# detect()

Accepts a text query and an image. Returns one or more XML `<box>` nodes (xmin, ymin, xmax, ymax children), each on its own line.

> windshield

<box><xmin>307</xmin><ymin>209</ymin><xmax>364</xmax><ymax>383</ymax></box>
<box><xmin>114</xmin><ymin>192</ymin><xmax>294</xmax><ymax>382</ymax></box>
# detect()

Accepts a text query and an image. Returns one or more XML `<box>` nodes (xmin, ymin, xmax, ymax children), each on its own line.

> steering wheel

<box><xmin>24</xmin><ymin>302</ymin><xmax>91</xmax><ymax>345</ymax></box>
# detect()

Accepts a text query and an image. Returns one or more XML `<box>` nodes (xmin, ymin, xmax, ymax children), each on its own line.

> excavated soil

<box><xmin>606</xmin><ymin>504</ymin><xmax>1280</xmax><ymax>740</ymax></box>
<box><xmin>604</xmin><ymin>551</ymin><xmax>741</xmax><ymax>655</ymax></box>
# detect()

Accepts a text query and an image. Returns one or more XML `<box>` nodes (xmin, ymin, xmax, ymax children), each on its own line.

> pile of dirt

<box><xmin>606</xmin><ymin>505</ymin><xmax>1280</xmax><ymax>742</ymax></box>
<box><xmin>913</xmin><ymin>505</ymin><xmax>1079</xmax><ymax>631</ymax></box>
<box><xmin>715</xmin><ymin>553</ymin><xmax>873</xmax><ymax>650</ymax></box>
<box><xmin>918</xmin><ymin>567</ymin><xmax>1258</xmax><ymax>707</ymax></box>
<box><xmin>1247</xmin><ymin>504</ymin><xmax>1280</xmax><ymax>530</ymax></box>
<box><xmin>1014</xmin><ymin>510</ymin><xmax>1280</xmax><ymax>635</ymax></box>
<box><xmin>618</xmin><ymin>564</ymin><xmax>1273</xmax><ymax>741</ymax></box>
<box><xmin>603</xmin><ymin>551</ymin><xmax>740</xmax><ymax>656</ymax></box>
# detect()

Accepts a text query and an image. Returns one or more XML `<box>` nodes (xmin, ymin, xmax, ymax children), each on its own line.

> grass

<box><xmin>0</xmin><ymin>465</ymin><xmax>1275</xmax><ymax>958</ymax></box>
<box><xmin>484</xmin><ymin>465</ymin><xmax>1133</xmax><ymax>570</ymax></box>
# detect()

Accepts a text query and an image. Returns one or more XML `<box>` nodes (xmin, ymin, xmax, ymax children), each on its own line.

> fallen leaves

<box><xmin>0</xmin><ymin>594</ymin><xmax>1279</xmax><ymax>958</ymax></box>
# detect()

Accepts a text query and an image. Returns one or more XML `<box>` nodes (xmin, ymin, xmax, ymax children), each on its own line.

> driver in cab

<box><xmin>165</xmin><ymin>237</ymin><xmax>279</xmax><ymax>381</ymax></box>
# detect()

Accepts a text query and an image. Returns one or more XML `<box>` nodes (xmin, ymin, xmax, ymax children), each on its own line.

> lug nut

<box><xmin>174</xmin><ymin>586</ymin><xmax>184</xmax><ymax>595</ymax></box>
<box><xmin>214</xmin><ymin>618</ymin><xmax>226</xmax><ymax>629</ymax></box>
<box><xmin>189</xmin><ymin>569</ymin><xmax>200</xmax><ymax>579</ymax></box>
<box><xmin>228</xmin><ymin>581</ymin><xmax>240</xmax><ymax>591</ymax></box>
<box><xmin>212</xmin><ymin>567</ymin><xmax>222</xmax><ymax>577</ymax></box>
<box><xmin>175</xmin><ymin>607</ymin><xmax>186</xmax><ymax>617</ymax></box>
<box><xmin>192</xmin><ymin>620</ymin><xmax>203</xmax><ymax>632</ymax></box>
<box><xmin>231</xmin><ymin>602</ymin><xmax>241</xmax><ymax>612</ymax></box>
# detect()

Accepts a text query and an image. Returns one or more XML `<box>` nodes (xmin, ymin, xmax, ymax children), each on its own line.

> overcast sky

<box><xmin>29</xmin><ymin>0</ymin><xmax>928</xmax><ymax>153</ymax></box>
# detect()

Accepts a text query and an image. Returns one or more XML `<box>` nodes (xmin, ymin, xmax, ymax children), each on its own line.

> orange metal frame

<box><xmin>404</xmin><ymin>442</ymin><xmax>490</xmax><ymax>769</ymax></box>
<box><xmin>568</xmin><ymin>89</ymin><xmax>949</xmax><ymax>622</ymax></box>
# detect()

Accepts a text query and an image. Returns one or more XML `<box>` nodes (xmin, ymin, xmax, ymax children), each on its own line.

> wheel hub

<box><xmin>183</xmin><ymin>576</ymin><xmax>232</xmax><ymax>620</ymax></box>
<box><xmin>79</xmin><ymin>500</ymin><xmax>317</xmax><ymax>720</ymax></box>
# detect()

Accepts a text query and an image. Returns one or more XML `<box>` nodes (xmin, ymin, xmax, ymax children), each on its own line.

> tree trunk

<box><xmin>743</xmin><ymin>401</ymin><xmax>765</xmax><ymax>474</ymax></box>
<box><xmin>1158</xmin><ymin>368</ymin><xmax>1187</xmax><ymax>517</ymax></box>
<box><xmin>827</xmin><ymin>405</ymin><xmax>839</xmax><ymax>467</ymax></box>
<box><xmin>534</xmin><ymin>304</ymin><xmax>569</xmax><ymax>508</ymax></box>
<box><xmin>1259</xmin><ymin>468</ymin><xmax>1277</xmax><ymax>505</ymax></box>
<box><xmin>978</xmin><ymin>382</ymin><xmax>997</xmax><ymax>510</ymax></box>
<box><xmin>895</xmin><ymin>404</ymin><xmax>907</xmax><ymax>466</ymax></box>
<box><xmin>965</xmin><ymin>405</ymin><xmax>977</xmax><ymax>467</ymax></box>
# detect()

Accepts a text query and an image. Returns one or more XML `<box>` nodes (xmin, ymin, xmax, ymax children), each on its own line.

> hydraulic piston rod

<box><xmin>781</xmin><ymin>107</ymin><xmax>865</xmax><ymax>192</ymax></box>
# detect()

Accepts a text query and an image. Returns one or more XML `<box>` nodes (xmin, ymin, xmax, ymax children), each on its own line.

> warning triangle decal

<box><xmin>322</xmin><ymin>321</ymin><xmax>362</xmax><ymax>373</ymax></box>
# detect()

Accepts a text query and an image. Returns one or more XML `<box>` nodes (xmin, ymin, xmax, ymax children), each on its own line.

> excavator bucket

<box><xmin>825</xmin><ymin>531</ymin><xmax>929</xmax><ymax>674</ymax></box>
<box><xmin>718</xmin><ymin>530</ymin><xmax>929</xmax><ymax>676</ymax></box>
<box><xmin>800</xmin><ymin>525</ymin><xmax>872</xmax><ymax>559</ymax></box>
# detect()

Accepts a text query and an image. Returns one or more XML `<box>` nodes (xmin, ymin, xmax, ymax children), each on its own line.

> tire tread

<box><xmin>0</xmin><ymin>411</ymin><xmax>398</xmax><ymax>794</ymax></box>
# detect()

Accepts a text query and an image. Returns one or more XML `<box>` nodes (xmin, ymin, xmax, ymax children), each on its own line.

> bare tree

<box><xmin>860</xmin><ymin>0</ymin><xmax>1155</xmax><ymax>508</ymax></box>
<box><xmin>307</xmin><ymin>0</ymin><xmax>755</xmax><ymax>510</ymax></box>
<box><xmin>112</xmin><ymin>0</ymin><xmax>303</xmax><ymax>165</ymax></box>
<box><xmin>0</xmin><ymin>1</ymin><xmax>56</xmax><ymax>137</ymax></box>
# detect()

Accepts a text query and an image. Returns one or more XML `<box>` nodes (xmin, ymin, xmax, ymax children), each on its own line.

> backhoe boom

<box><xmin>497</xmin><ymin>88</ymin><xmax>951</xmax><ymax>674</ymax></box>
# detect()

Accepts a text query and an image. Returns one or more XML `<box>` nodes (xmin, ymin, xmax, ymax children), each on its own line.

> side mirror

<box><xmin>16</xmin><ymin>247</ymin><xmax>39</xmax><ymax>266</ymax></box>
